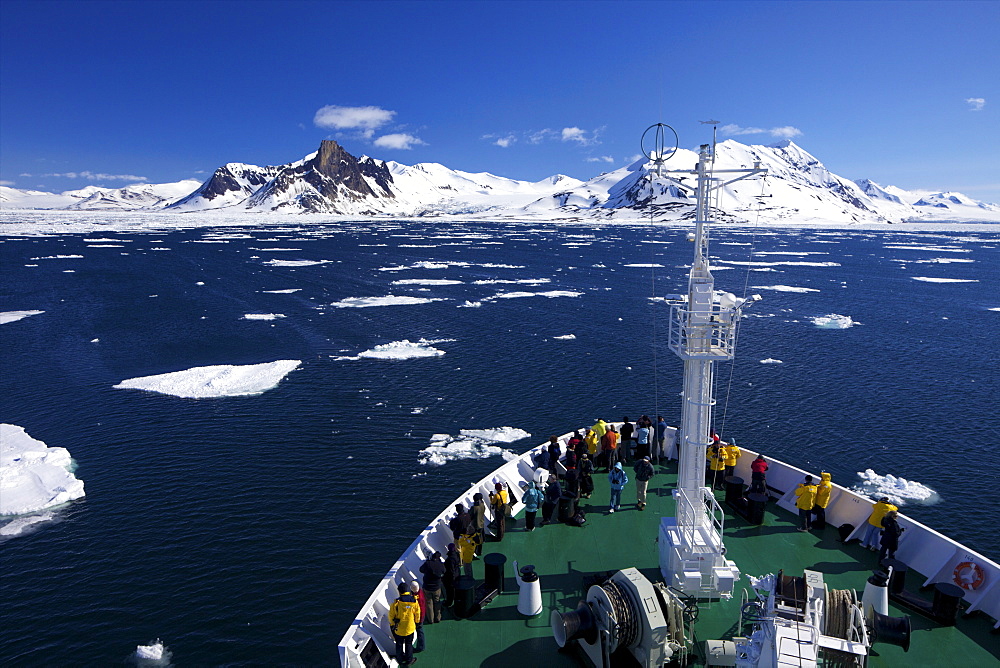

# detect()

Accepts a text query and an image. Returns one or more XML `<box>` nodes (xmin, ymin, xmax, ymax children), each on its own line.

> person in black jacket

<box><xmin>541</xmin><ymin>476</ymin><xmax>561</xmax><ymax>525</ymax></box>
<box><xmin>579</xmin><ymin>453</ymin><xmax>595</xmax><ymax>498</ymax></box>
<box><xmin>442</xmin><ymin>543</ymin><xmax>460</xmax><ymax>607</ymax></box>
<box><xmin>419</xmin><ymin>552</ymin><xmax>446</xmax><ymax>624</ymax></box>
<box><xmin>633</xmin><ymin>456</ymin><xmax>655</xmax><ymax>511</ymax></box>
<box><xmin>448</xmin><ymin>504</ymin><xmax>472</xmax><ymax>542</ymax></box>
<box><xmin>879</xmin><ymin>511</ymin><xmax>904</xmax><ymax>564</ymax></box>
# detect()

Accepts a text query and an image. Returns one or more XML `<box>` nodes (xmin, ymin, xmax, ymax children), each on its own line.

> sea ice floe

<box><xmin>890</xmin><ymin>258</ymin><xmax>974</xmax><ymax>264</ymax></box>
<box><xmin>335</xmin><ymin>339</ymin><xmax>452</xmax><ymax>361</ymax></box>
<box><xmin>133</xmin><ymin>639</ymin><xmax>171</xmax><ymax>665</ymax></box>
<box><xmin>759</xmin><ymin>358</ymin><xmax>783</xmax><ymax>364</ymax></box>
<box><xmin>553</xmin><ymin>334</ymin><xmax>576</xmax><ymax>340</ymax></box>
<box><xmin>883</xmin><ymin>245</ymin><xmax>970</xmax><ymax>253</ymax></box>
<box><xmin>752</xmin><ymin>285</ymin><xmax>820</xmax><ymax>293</ymax></box>
<box><xmin>623</xmin><ymin>263</ymin><xmax>664</xmax><ymax>268</ymax></box>
<box><xmin>810</xmin><ymin>314</ymin><xmax>859</xmax><ymax>329</ymax></box>
<box><xmin>458</xmin><ymin>301</ymin><xmax>482</xmax><ymax>308</ymax></box>
<box><xmin>490</xmin><ymin>290</ymin><xmax>582</xmax><ymax>300</ymax></box>
<box><xmin>242</xmin><ymin>313</ymin><xmax>286</xmax><ymax>320</ymax></box>
<box><xmin>262</xmin><ymin>288</ymin><xmax>301</xmax><ymax>294</ymax></box>
<box><xmin>262</xmin><ymin>259</ymin><xmax>332</xmax><ymax>267</ymax></box>
<box><xmin>114</xmin><ymin>360</ymin><xmax>301</xmax><ymax>398</ymax></box>
<box><xmin>418</xmin><ymin>427</ymin><xmax>530</xmax><ymax>466</ymax></box>
<box><xmin>0</xmin><ymin>424</ymin><xmax>86</xmax><ymax>524</ymax></box>
<box><xmin>472</xmin><ymin>278</ymin><xmax>551</xmax><ymax>285</ymax></box>
<box><xmin>390</xmin><ymin>279</ymin><xmax>464</xmax><ymax>286</ymax></box>
<box><xmin>0</xmin><ymin>310</ymin><xmax>44</xmax><ymax>324</ymax></box>
<box><xmin>911</xmin><ymin>277</ymin><xmax>979</xmax><ymax>283</ymax></box>
<box><xmin>330</xmin><ymin>295</ymin><xmax>447</xmax><ymax>308</ymax></box>
<box><xmin>30</xmin><ymin>255</ymin><xmax>84</xmax><ymax>260</ymax></box>
<box><xmin>852</xmin><ymin>468</ymin><xmax>940</xmax><ymax>506</ymax></box>
<box><xmin>724</xmin><ymin>260</ymin><xmax>841</xmax><ymax>268</ymax></box>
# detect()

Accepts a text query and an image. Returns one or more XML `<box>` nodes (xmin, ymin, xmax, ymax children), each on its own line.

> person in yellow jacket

<box><xmin>389</xmin><ymin>582</ymin><xmax>421</xmax><ymax>665</ymax></box>
<box><xmin>861</xmin><ymin>496</ymin><xmax>898</xmax><ymax>550</ymax></box>
<box><xmin>706</xmin><ymin>443</ymin><xmax>726</xmax><ymax>489</ymax></box>
<box><xmin>457</xmin><ymin>530</ymin><xmax>480</xmax><ymax>578</ymax></box>
<box><xmin>723</xmin><ymin>441</ymin><xmax>741</xmax><ymax>479</ymax></box>
<box><xmin>794</xmin><ymin>475</ymin><xmax>819</xmax><ymax>531</ymax></box>
<box><xmin>812</xmin><ymin>472</ymin><xmax>833</xmax><ymax>529</ymax></box>
<box><xmin>591</xmin><ymin>419</ymin><xmax>608</xmax><ymax>443</ymax></box>
<box><xmin>585</xmin><ymin>428</ymin><xmax>599</xmax><ymax>455</ymax></box>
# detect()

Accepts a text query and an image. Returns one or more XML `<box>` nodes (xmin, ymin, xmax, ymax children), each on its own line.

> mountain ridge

<box><xmin>2</xmin><ymin>139</ymin><xmax>997</xmax><ymax>224</ymax></box>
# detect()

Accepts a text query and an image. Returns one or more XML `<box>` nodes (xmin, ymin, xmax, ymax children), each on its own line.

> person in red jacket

<box><xmin>750</xmin><ymin>454</ymin><xmax>769</xmax><ymax>494</ymax></box>
<box><xmin>409</xmin><ymin>581</ymin><xmax>426</xmax><ymax>654</ymax></box>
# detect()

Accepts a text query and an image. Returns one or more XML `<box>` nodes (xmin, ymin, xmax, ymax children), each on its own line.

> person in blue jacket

<box><xmin>608</xmin><ymin>462</ymin><xmax>628</xmax><ymax>513</ymax></box>
<box><xmin>521</xmin><ymin>481</ymin><xmax>544</xmax><ymax>531</ymax></box>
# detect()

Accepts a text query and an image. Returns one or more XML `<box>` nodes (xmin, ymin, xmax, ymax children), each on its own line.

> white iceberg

<box><xmin>330</xmin><ymin>295</ymin><xmax>446</xmax><ymax>308</ymax></box>
<box><xmin>263</xmin><ymin>259</ymin><xmax>331</xmax><ymax>267</ymax></box>
<box><xmin>553</xmin><ymin>334</ymin><xmax>576</xmax><ymax>340</ymax></box>
<box><xmin>759</xmin><ymin>358</ymin><xmax>784</xmax><ymax>364</ymax></box>
<box><xmin>0</xmin><ymin>310</ymin><xmax>44</xmax><ymax>324</ymax></box>
<box><xmin>0</xmin><ymin>424</ymin><xmax>86</xmax><ymax>519</ymax></box>
<box><xmin>242</xmin><ymin>313</ymin><xmax>286</xmax><ymax>320</ymax></box>
<box><xmin>418</xmin><ymin>427</ymin><xmax>530</xmax><ymax>466</ymax></box>
<box><xmin>911</xmin><ymin>277</ymin><xmax>978</xmax><ymax>283</ymax></box>
<box><xmin>114</xmin><ymin>360</ymin><xmax>301</xmax><ymax>398</ymax></box>
<box><xmin>751</xmin><ymin>285</ymin><xmax>820</xmax><ymax>293</ymax></box>
<box><xmin>811</xmin><ymin>314</ymin><xmax>859</xmax><ymax>329</ymax></box>
<box><xmin>852</xmin><ymin>468</ymin><xmax>940</xmax><ymax>506</ymax></box>
<box><xmin>358</xmin><ymin>339</ymin><xmax>448</xmax><ymax>360</ymax></box>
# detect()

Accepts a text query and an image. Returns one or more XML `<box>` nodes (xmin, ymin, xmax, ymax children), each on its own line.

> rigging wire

<box><xmin>717</xmin><ymin>171</ymin><xmax>768</xmax><ymax>441</ymax></box>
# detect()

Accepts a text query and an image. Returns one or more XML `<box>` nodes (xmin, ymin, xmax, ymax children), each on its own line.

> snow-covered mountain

<box><xmin>1</xmin><ymin>180</ymin><xmax>201</xmax><ymax>211</ymax></box>
<box><xmin>3</xmin><ymin>139</ymin><xmax>997</xmax><ymax>224</ymax></box>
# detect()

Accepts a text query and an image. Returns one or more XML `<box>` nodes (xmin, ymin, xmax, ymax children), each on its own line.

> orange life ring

<box><xmin>953</xmin><ymin>561</ymin><xmax>985</xmax><ymax>591</ymax></box>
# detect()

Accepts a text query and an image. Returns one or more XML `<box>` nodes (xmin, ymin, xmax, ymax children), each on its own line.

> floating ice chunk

<box><xmin>30</xmin><ymin>255</ymin><xmax>83</xmax><ymax>260</ymax></box>
<box><xmin>458</xmin><ymin>301</ymin><xmax>482</xmax><ymax>308</ymax></box>
<box><xmin>989</xmin><ymin>307</ymin><xmax>1000</xmax><ymax>312</ymax></box>
<box><xmin>262</xmin><ymin>289</ymin><xmax>301</xmax><ymax>294</ymax></box>
<box><xmin>133</xmin><ymin>639</ymin><xmax>171</xmax><ymax>665</ymax></box>
<box><xmin>491</xmin><ymin>290</ymin><xmax>582</xmax><ymax>300</ymax></box>
<box><xmin>0</xmin><ymin>310</ymin><xmax>44</xmax><ymax>324</ymax></box>
<box><xmin>418</xmin><ymin>427</ymin><xmax>530</xmax><ymax>466</ymax></box>
<box><xmin>391</xmin><ymin>279</ymin><xmax>464</xmax><ymax>286</ymax></box>
<box><xmin>852</xmin><ymin>468</ymin><xmax>940</xmax><ymax>506</ymax></box>
<box><xmin>752</xmin><ymin>285</ymin><xmax>820</xmax><ymax>293</ymax></box>
<box><xmin>114</xmin><ymin>360</ymin><xmax>301</xmax><ymax>398</ymax></box>
<box><xmin>0</xmin><ymin>512</ymin><xmax>55</xmax><ymax>537</ymax></box>
<box><xmin>357</xmin><ymin>339</ymin><xmax>448</xmax><ymax>360</ymax></box>
<box><xmin>759</xmin><ymin>358</ymin><xmax>783</xmax><ymax>364</ymax></box>
<box><xmin>623</xmin><ymin>263</ymin><xmax>664</xmax><ymax>268</ymax></box>
<box><xmin>263</xmin><ymin>259</ymin><xmax>331</xmax><ymax>267</ymax></box>
<box><xmin>242</xmin><ymin>313</ymin><xmax>286</xmax><ymax>320</ymax></box>
<box><xmin>883</xmin><ymin>245</ymin><xmax>969</xmax><ymax>253</ymax></box>
<box><xmin>811</xmin><ymin>314</ymin><xmax>859</xmax><ymax>329</ymax></box>
<box><xmin>472</xmin><ymin>278</ymin><xmax>550</xmax><ymax>285</ymax></box>
<box><xmin>911</xmin><ymin>277</ymin><xmax>978</xmax><ymax>283</ymax></box>
<box><xmin>330</xmin><ymin>295</ymin><xmax>446</xmax><ymax>308</ymax></box>
<box><xmin>553</xmin><ymin>334</ymin><xmax>576</xmax><ymax>340</ymax></box>
<box><xmin>0</xmin><ymin>424</ymin><xmax>86</xmax><ymax>517</ymax></box>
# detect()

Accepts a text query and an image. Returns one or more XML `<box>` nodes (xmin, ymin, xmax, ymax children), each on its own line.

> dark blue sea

<box><xmin>1</xmin><ymin>219</ymin><xmax>997</xmax><ymax>665</ymax></box>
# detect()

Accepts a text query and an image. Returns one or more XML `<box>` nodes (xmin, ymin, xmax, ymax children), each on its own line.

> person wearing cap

<box><xmin>862</xmin><ymin>497</ymin><xmax>898</xmax><ymax>550</ymax></box>
<box><xmin>608</xmin><ymin>461</ymin><xmax>628</xmax><ymax>513</ymax></box>
<box><xmin>488</xmin><ymin>482</ymin><xmax>509</xmax><ymax>541</ymax></box>
<box><xmin>389</xmin><ymin>582</ymin><xmax>421</xmax><ymax>665</ymax></box>
<box><xmin>579</xmin><ymin>452</ymin><xmax>594</xmax><ymax>498</ymax></box>
<box><xmin>419</xmin><ymin>551</ymin><xmax>446</xmax><ymax>623</ymax></box>
<box><xmin>794</xmin><ymin>475</ymin><xmax>818</xmax><ymax>531</ymax></box>
<box><xmin>723</xmin><ymin>439</ymin><xmax>741</xmax><ymax>480</ymax></box>
<box><xmin>706</xmin><ymin>442</ymin><xmax>726</xmax><ymax>490</ymax></box>
<box><xmin>879</xmin><ymin>510</ymin><xmax>905</xmax><ymax>564</ymax></box>
<box><xmin>633</xmin><ymin>456</ymin><xmax>655</xmax><ymax>511</ymax></box>
<box><xmin>448</xmin><ymin>504</ymin><xmax>472</xmax><ymax>543</ymax></box>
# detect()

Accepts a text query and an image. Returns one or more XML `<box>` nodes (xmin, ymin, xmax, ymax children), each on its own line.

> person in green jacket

<box><xmin>389</xmin><ymin>582</ymin><xmax>421</xmax><ymax>665</ymax></box>
<box><xmin>794</xmin><ymin>475</ymin><xmax>818</xmax><ymax>531</ymax></box>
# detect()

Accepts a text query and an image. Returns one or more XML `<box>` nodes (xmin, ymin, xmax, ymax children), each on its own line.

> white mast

<box><xmin>649</xmin><ymin>127</ymin><xmax>765</xmax><ymax>599</ymax></box>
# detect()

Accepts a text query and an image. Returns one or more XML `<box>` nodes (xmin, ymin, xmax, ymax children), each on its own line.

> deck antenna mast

<box><xmin>645</xmin><ymin>121</ymin><xmax>766</xmax><ymax>599</ymax></box>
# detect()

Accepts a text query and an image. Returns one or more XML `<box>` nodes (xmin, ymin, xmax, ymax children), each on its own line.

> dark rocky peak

<box><xmin>310</xmin><ymin>140</ymin><xmax>393</xmax><ymax>197</ymax></box>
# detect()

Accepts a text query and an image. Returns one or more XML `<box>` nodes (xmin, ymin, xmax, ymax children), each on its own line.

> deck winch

<box><xmin>551</xmin><ymin>568</ymin><xmax>691</xmax><ymax>667</ymax></box>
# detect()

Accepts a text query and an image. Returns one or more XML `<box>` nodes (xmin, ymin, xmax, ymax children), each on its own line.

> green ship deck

<box><xmin>415</xmin><ymin>459</ymin><xmax>999</xmax><ymax>667</ymax></box>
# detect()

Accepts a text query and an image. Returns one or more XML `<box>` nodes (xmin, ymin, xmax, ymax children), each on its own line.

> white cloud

<box><xmin>313</xmin><ymin>105</ymin><xmax>396</xmax><ymax>138</ymax></box>
<box><xmin>27</xmin><ymin>171</ymin><xmax>148</xmax><ymax>182</ymax></box>
<box><xmin>529</xmin><ymin>129</ymin><xmax>557</xmax><ymax>144</ymax></box>
<box><xmin>0</xmin><ymin>180</ymin><xmax>14</xmax><ymax>186</ymax></box>
<box><xmin>494</xmin><ymin>135</ymin><xmax>516</xmax><ymax>148</ymax></box>
<box><xmin>373</xmin><ymin>133</ymin><xmax>426</xmax><ymax>150</ymax></box>
<box><xmin>965</xmin><ymin>97</ymin><xmax>985</xmax><ymax>111</ymax></box>
<box><xmin>720</xmin><ymin>124</ymin><xmax>802</xmax><ymax>139</ymax></box>
<box><xmin>586</xmin><ymin>156</ymin><xmax>615</xmax><ymax>163</ymax></box>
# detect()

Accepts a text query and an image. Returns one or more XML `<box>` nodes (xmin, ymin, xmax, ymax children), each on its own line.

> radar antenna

<box><xmin>641</xmin><ymin>123</ymin><xmax>679</xmax><ymax>178</ymax></box>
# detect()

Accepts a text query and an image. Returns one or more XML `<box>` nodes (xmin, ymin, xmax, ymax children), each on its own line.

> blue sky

<box><xmin>2</xmin><ymin>0</ymin><xmax>997</xmax><ymax>201</ymax></box>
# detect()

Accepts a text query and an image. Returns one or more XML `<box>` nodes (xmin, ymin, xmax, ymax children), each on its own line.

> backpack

<box><xmin>570</xmin><ymin>510</ymin><xmax>587</xmax><ymax>527</ymax></box>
